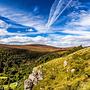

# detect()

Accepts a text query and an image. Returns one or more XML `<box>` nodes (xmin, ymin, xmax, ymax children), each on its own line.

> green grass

<box><xmin>3</xmin><ymin>82</ymin><xmax>17</xmax><ymax>90</ymax></box>
<box><xmin>33</xmin><ymin>47</ymin><xmax>90</xmax><ymax>90</ymax></box>
<box><xmin>0</xmin><ymin>77</ymin><xmax>7</xmax><ymax>79</ymax></box>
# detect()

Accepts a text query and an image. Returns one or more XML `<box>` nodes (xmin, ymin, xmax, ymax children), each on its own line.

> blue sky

<box><xmin>0</xmin><ymin>0</ymin><xmax>90</xmax><ymax>47</ymax></box>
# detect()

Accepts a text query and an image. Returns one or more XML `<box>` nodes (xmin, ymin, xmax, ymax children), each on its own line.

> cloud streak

<box><xmin>46</xmin><ymin>0</ymin><xmax>73</xmax><ymax>27</ymax></box>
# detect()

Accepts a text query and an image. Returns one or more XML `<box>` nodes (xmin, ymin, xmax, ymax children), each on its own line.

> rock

<box><xmin>24</xmin><ymin>79</ymin><xmax>33</xmax><ymax>90</ymax></box>
<box><xmin>40</xmin><ymin>87</ymin><xmax>43</xmax><ymax>90</ymax></box>
<box><xmin>37</xmin><ymin>70</ymin><xmax>43</xmax><ymax>80</ymax></box>
<box><xmin>66</xmin><ymin>69</ymin><xmax>69</xmax><ymax>72</ymax></box>
<box><xmin>63</xmin><ymin>60</ymin><xmax>68</xmax><ymax>67</ymax></box>
<box><xmin>29</xmin><ymin>73</ymin><xmax>35</xmax><ymax>82</ymax></box>
<box><xmin>24</xmin><ymin>68</ymin><xmax>43</xmax><ymax>90</ymax></box>
<box><xmin>33</xmin><ymin>77</ymin><xmax>38</xmax><ymax>85</ymax></box>
<box><xmin>71</xmin><ymin>69</ymin><xmax>75</xmax><ymax>73</ymax></box>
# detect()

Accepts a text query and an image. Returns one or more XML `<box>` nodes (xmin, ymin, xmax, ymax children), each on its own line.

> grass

<box><xmin>3</xmin><ymin>82</ymin><xmax>17</xmax><ymax>90</ymax></box>
<box><xmin>0</xmin><ymin>76</ymin><xmax>17</xmax><ymax>90</ymax></box>
<box><xmin>0</xmin><ymin>77</ymin><xmax>7</xmax><ymax>79</ymax></box>
<box><xmin>33</xmin><ymin>47</ymin><xmax>90</xmax><ymax>90</ymax></box>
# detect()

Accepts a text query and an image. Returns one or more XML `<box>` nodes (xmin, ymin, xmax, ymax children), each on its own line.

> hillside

<box><xmin>0</xmin><ymin>44</ymin><xmax>68</xmax><ymax>90</ymax></box>
<box><xmin>0</xmin><ymin>44</ymin><xmax>64</xmax><ymax>53</ymax></box>
<box><xmin>33</xmin><ymin>47</ymin><xmax>90</xmax><ymax>90</ymax></box>
<box><xmin>0</xmin><ymin>44</ymin><xmax>84</xmax><ymax>90</ymax></box>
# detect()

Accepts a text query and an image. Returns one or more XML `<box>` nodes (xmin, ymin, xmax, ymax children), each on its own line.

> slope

<box><xmin>33</xmin><ymin>47</ymin><xmax>90</xmax><ymax>90</ymax></box>
<box><xmin>0</xmin><ymin>44</ymin><xmax>63</xmax><ymax>53</ymax></box>
<box><xmin>0</xmin><ymin>44</ymin><xmax>67</xmax><ymax>90</ymax></box>
<box><xmin>0</xmin><ymin>44</ymin><xmax>84</xmax><ymax>90</ymax></box>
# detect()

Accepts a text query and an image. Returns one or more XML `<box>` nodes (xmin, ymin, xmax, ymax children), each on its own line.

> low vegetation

<box><xmin>33</xmin><ymin>47</ymin><xmax>90</xmax><ymax>90</ymax></box>
<box><xmin>0</xmin><ymin>46</ymin><xmax>48</xmax><ymax>90</ymax></box>
<box><xmin>0</xmin><ymin>44</ymin><xmax>86</xmax><ymax>90</ymax></box>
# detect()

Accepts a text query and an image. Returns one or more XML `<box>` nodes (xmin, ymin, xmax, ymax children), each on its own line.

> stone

<box><xmin>64</xmin><ymin>60</ymin><xmax>68</xmax><ymax>67</ymax></box>
<box><xmin>29</xmin><ymin>74</ymin><xmax>35</xmax><ymax>81</ymax></box>
<box><xmin>37</xmin><ymin>70</ymin><xmax>43</xmax><ymax>80</ymax></box>
<box><xmin>33</xmin><ymin>77</ymin><xmax>38</xmax><ymax>85</ymax></box>
<box><xmin>24</xmin><ymin>68</ymin><xmax>43</xmax><ymax>90</ymax></box>
<box><xmin>24</xmin><ymin>79</ymin><xmax>33</xmax><ymax>90</ymax></box>
<box><xmin>71</xmin><ymin>69</ymin><xmax>75</xmax><ymax>73</ymax></box>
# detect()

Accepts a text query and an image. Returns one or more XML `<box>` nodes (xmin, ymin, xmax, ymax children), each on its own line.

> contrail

<box><xmin>47</xmin><ymin>0</ymin><xmax>63</xmax><ymax>27</ymax></box>
<box><xmin>52</xmin><ymin>0</ymin><xmax>73</xmax><ymax>25</ymax></box>
<box><xmin>46</xmin><ymin>0</ymin><xmax>73</xmax><ymax>28</ymax></box>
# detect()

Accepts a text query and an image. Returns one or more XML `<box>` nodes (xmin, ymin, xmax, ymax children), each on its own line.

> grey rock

<box><xmin>24</xmin><ymin>69</ymin><xmax>43</xmax><ymax>90</ymax></box>
<box><xmin>24</xmin><ymin>79</ymin><xmax>33</xmax><ymax>90</ymax></box>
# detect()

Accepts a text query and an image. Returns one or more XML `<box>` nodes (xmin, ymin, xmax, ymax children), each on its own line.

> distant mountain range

<box><xmin>0</xmin><ymin>44</ymin><xmax>67</xmax><ymax>52</ymax></box>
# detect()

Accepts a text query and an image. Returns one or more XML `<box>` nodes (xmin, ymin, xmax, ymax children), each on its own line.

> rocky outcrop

<box><xmin>24</xmin><ymin>68</ymin><xmax>43</xmax><ymax>90</ymax></box>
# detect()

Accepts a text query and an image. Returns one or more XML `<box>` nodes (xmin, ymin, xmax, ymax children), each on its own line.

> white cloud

<box><xmin>61</xmin><ymin>10</ymin><xmax>90</xmax><ymax>36</ymax></box>
<box><xmin>0</xmin><ymin>5</ymin><xmax>47</xmax><ymax>33</ymax></box>
<box><xmin>62</xmin><ymin>30</ymin><xmax>90</xmax><ymax>36</ymax></box>
<box><xmin>0</xmin><ymin>32</ymin><xmax>90</xmax><ymax>47</ymax></box>
<box><xmin>0</xmin><ymin>20</ymin><xmax>10</xmax><ymax>36</ymax></box>
<box><xmin>69</xmin><ymin>11</ymin><xmax>90</xmax><ymax>27</ymax></box>
<box><xmin>0</xmin><ymin>35</ymin><xmax>50</xmax><ymax>45</ymax></box>
<box><xmin>0</xmin><ymin>20</ymin><xmax>8</xmax><ymax>29</ymax></box>
<box><xmin>0</xmin><ymin>29</ymin><xmax>9</xmax><ymax>36</ymax></box>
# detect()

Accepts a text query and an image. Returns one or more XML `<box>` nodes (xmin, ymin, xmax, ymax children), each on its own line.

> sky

<box><xmin>0</xmin><ymin>0</ymin><xmax>90</xmax><ymax>47</ymax></box>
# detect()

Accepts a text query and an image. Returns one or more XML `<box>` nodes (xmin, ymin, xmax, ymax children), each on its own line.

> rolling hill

<box><xmin>0</xmin><ymin>44</ymin><xmax>64</xmax><ymax>53</ymax></box>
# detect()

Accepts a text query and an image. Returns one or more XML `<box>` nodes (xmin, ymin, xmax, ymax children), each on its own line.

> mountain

<box><xmin>33</xmin><ymin>47</ymin><xmax>90</xmax><ymax>90</ymax></box>
<box><xmin>0</xmin><ymin>44</ymin><xmax>66</xmax><ymax>52</ymax></box>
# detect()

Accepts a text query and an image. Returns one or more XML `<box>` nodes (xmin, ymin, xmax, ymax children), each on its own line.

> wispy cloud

<box><xmin>0</xmin><ymin>5</ymin><xmax>47</xmax><ymax>32</ymax></box>
<box><xmin>62</xmin><ymin>10</ymin><xmax>90</xmax><ymax>35</ymax></box>
<box><xmin>0</xmin><ymin>35</ymin><xmax>51</xmax><ymax>45</ymax></box>
<box><xmin>46</xmin><ymin>0</ymin><xmax>76</xmax><ymax>27</ymax></box>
